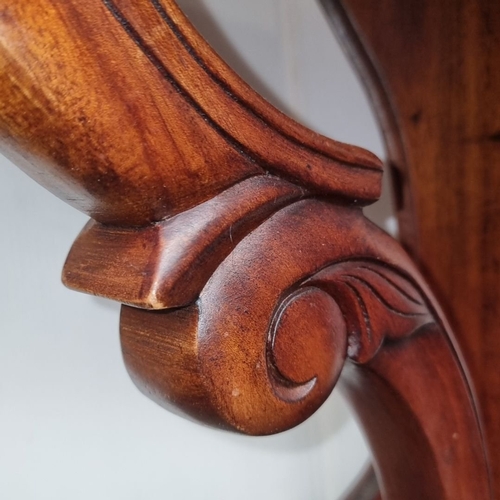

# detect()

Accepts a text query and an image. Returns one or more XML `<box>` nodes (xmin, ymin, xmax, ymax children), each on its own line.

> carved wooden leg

<box><xmin>0</xmin><ymin>0</ymin><xmax>495</xmax><ymax>498</ymax></box>
<box><xmin>321</xmin><ymin>0</ymin><xmax>500</xmax><ymax>496</ymax></box>
<box><xmin>119</xmin><ymin>199</ymin><xmax>490</xmax><ymax>499</ymax></box>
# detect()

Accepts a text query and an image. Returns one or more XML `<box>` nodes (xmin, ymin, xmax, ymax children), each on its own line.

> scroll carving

<box><xmin>0</xmin><ymin>0</ymin><xmax>493</xmax><ymax>499</ymax></box>
<box><xmin>119</xmin><ymin>197</ymin><xmax>491</xmax><ymax>498</ymax></box>
<box><xmin>305</xmin><ymin>260</ymin><xmax>433</xmax><ymax>363</ymax></box>
<box><xmin>115</xmin><ymin>197</ymin><xmax>456</xmax><ymax>420</ymax></box>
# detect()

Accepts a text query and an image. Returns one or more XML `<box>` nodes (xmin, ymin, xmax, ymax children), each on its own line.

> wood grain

<box><xmin>63</xmin><ymin>175</ymin><xmax>305</xmax><ymax>308</ymax></box>
<box><xmin>322</xmin><ymin>0</ymin><xmax>500</xmax><ymax>495</ymax></box>
<box><xmin>0</xmin><ymin>0</ymin><xmax>495</xmax><ymax>498</ymax></box>
<box><xmin>0</xmin><ymin>0</ymin><xmax>381</xmax><ymax>228</ymax></box>
<box><xmin>121</xmin><ymin>199</ymin><xmax>490</xmax><ymax>497</ymax></box>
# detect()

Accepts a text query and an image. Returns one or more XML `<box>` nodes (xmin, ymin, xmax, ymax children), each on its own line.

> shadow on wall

<box><xmin>177</xmin><ymin>0</ymin><xmax>396</xmax><ymax>235</ymax></box>
<box><xmin>177</xmin><ymin>0</ymin><xmax>299</xmax><ymax>118</ymax></box>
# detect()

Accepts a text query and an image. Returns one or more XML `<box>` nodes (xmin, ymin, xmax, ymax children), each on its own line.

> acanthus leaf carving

<box><xmin>121</xmin><ymin>199</ymin><xmax>440</xmax><ymax>435</ymax></box>
<box><xmin>306</xmin><ymin>260</ymin><xmax>434</xmax><ymax>363</ymax></box>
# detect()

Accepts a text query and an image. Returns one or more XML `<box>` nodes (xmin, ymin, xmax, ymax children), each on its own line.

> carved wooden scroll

<box><xmin>0</xmin><ymin>1</ymin><xmax>494</xmax><ymax>499</ymax></box>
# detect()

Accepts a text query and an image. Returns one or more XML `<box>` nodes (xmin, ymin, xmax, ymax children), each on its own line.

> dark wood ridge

<box><xmin>63</xmin><ymin>175</ymin><xmax>306</xmax><ymax>309</ymax></box>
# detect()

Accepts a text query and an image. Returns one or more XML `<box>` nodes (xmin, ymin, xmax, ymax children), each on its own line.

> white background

<box><xmin>0</xmin><ymin>1</ymin><xmax>393</xmax><ymax>498</ymax></box>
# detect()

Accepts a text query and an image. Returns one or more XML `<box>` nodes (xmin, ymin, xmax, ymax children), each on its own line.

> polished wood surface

<box><xmin>120</xmin><ymin>199</ymin><xmax>490</xmax><ymax>498</ymax></box>
<box><xmin>322</xmin><ymin>0</ymin><xmax>500</xmax><ymax>495</ymax></box>
<box><xmin>0</xmin><ymin>0</ymin><xmax>380</xmax><ymax>227</ymax></box>
<box><xmin>0</xmin><ymin>0</ymin><xmax>497</xmax><ymax>498</ymax></box>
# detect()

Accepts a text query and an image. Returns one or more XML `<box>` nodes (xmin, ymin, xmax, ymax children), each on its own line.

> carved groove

<box><xmin>149</xmin><ymin>0</ymin><xmax>380</xmax><ymax>172</ymax></box>
<box><xmin>357</xmin><ymin>265</ymin><xmax>424</xmax><ymax>306</ymax></box>
<box><xmin>344</xmin><ymin>275</ymin><xmax>427</xmax><ymax>317</ymax></box>
<box><xmin>103</xmin><ymin>0</ymin><xmax>383</xmax><ymax>205</ymax></box>
<box><xmin>344</xmin><ymin>280</ymin><xmax>374</xmax><ymax>344</ymax></box>
<box><xmin>101</xmin><ymin>0</ymin><xmax>260</xmax><ymax>166</ymax></box>
<box><xmin>267</xmin><ymin>287</ymin><xmax>337</xmax><ymax>403</ymax></box>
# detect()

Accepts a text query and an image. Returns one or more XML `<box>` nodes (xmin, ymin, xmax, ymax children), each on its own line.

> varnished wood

<box><xmin>0</xmin><ymin>0</ymin><xmax>381</xmax><ymax>228</ymax></box>
<box><xmin>0</xmin><ymin>0</ymin><xmax>496</xmax><ymax>498</ymax></box>
<box><xmin>63</xmin><ymin>175</ymin><xmax>304</xmax><ymax>308</ymax></box>
<box><xmin>120</xmin><ymin>199</ymin><xmax>490</xmax><ymax>498</ymax></box>
<box><xmin>322</xmin><ymin>0</ymin><xmax>500</xmax><ymax>496</ymax></box>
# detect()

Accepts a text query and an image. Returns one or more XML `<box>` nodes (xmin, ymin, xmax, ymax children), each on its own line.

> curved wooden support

<box><xmin>321</xmin><ymin>0</ymin><xmax>500</xmax><ymax>496</ymax></box>
<box><xmin>0</xmin><ymin>0</ymin><xmax>494</xmax><ymax>499</ymax></box>
<box><xmin>120</xmin><ymin>197</ymin><xmax>491</xmax><ymax>498</ymax></box>
<box><xmin>0</xmin><ymin>0</ymin><xmax>380</xmax><ymax>227</ymax></box>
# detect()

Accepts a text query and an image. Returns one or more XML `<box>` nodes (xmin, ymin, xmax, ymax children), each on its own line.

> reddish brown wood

<box><xmin>0</xmin><ymin>0</ymin><xmax>381</xmax><ymax>228</ymax></box>
<box><xmin>120</xmin><ymin>199</ymin><xmax>490</xmax><ymax>498</ymax></box>
<box><xmin>321</xmin><ymin>0</ymin><xmax>500</xmax><ymax>496</ymax></box>
<box><xmin>0</xmin><ymin>1</ymin><xmax>496</xmax><ymax>499</ymax></box>
<box><xmin>63</xmin><ymin>175</ymin><xmax>304</xmax><ymax>308</ymax></box>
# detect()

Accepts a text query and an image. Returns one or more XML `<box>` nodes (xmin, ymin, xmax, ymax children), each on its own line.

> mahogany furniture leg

<box><xmin>0</xmin><ymin>1</ymin><xmax>496</xmax><ymax>498</ymax></box>
<box><xmin>321</xmin><ymin>0</ymin><xmax>500</xmax><ymax>496</ymax></box>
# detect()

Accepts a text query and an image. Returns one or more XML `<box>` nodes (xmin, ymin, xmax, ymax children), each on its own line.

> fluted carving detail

<box><xmin>120</xmin><ymin>197</ymin><xmax>438</xmax><ymax>434</ymax></box>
